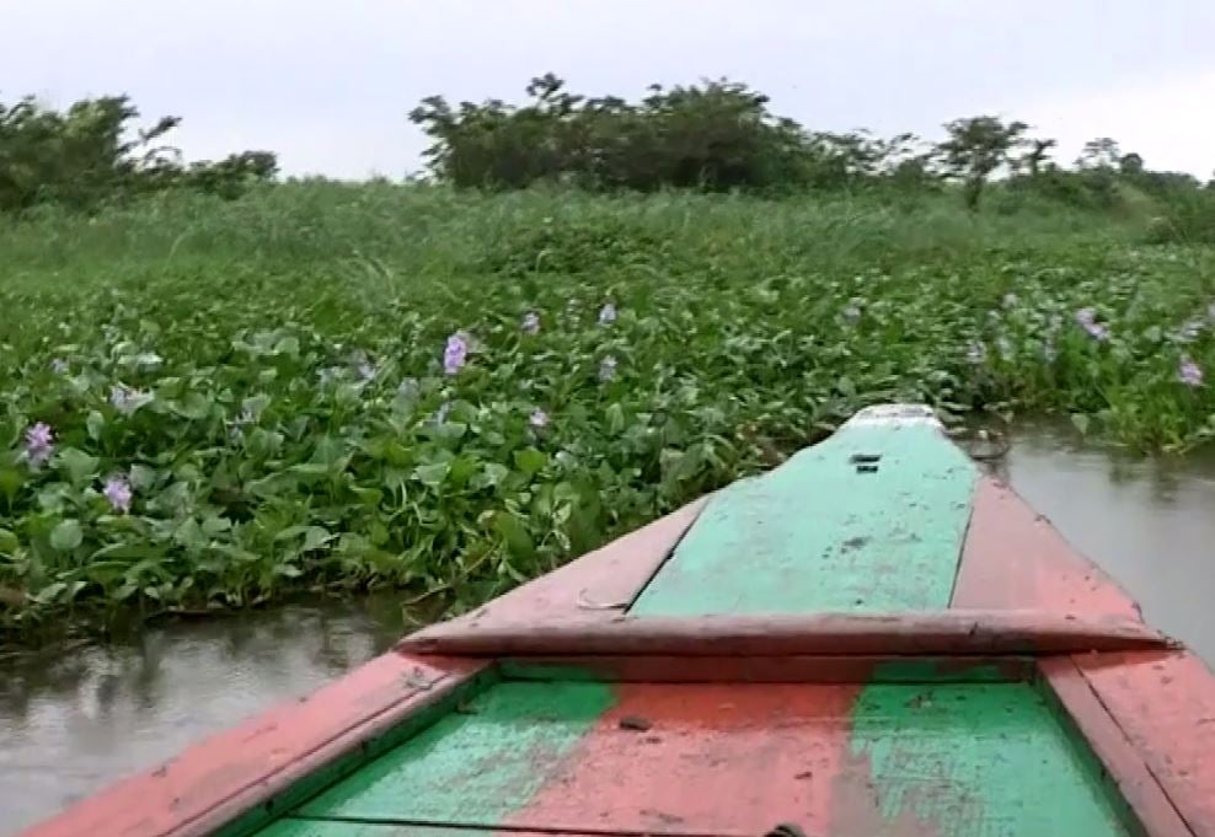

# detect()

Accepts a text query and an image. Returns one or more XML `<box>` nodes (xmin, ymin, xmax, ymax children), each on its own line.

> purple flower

<box><xmin>24</xmin><ymin>422</ymin><xmax>54</xmax><ymax>467</ymax></box>
<box><xmin>109</xmin><ymin>384</ymin><xmax>150</xmax><ymax>414</ymax></box>
<box><xmin>1075</xmin><ymin>308</ymin><xmax>1109</xmax><ymax>341</ymax></box>
<box><xmin>443</xmin><ymin>332</ymin><xmax>468</xmax><ymax>375</ymax></box>
<box><xmin>966</xmin><ymin>341</ymin><xmax>986</xmax><ymax>365</ymax></box>
<box><xmin>521</xmin><ymin>312</ymin><xmax>541</xmax><ymax>335</ymax></box>
<box><xmin>102</xmin><ymin>475</ymin><xmax>133</xmax><ymax>514</ymax></box>
<box><xmin>598</xmin><ymin>355</ymin><xmax>618</xmax><ymax>382</ymax></box>
<box><xmin>529</xmin><ymin>408</ymin><xmax>549</xmax><ymax>429</ymax></box>
<box><xmin>1179</xmin><ymin>356</ymin><xmax>1204</xmax><ymax>387</ymax></box>
<box><xmin>842</xmin><ymin>304</ymin><xmax>862</xmax><ymax>325</ymax></box>
<box><xmin>50</xmin><ymin>358</ymin><xmax>69</xmax><ymax>374</ymax></box>
<box><xmin>598</xmin><ymin>303</ymin><xmax>617</xmax><ymax>326</ymax></box>
<box><xmin>1002</xmin><ymin>292</ymin><xmax>1019</xmax><ymax>308</ymax></box>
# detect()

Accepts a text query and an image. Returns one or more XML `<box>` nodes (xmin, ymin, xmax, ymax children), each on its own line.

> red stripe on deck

<box><xmin>504</xmin><ymin>682</ymin><xmax>864</xmax><ymax>837</ymax></box>
<box><xmin>1075</xmin><ymin>650</ymin><xmax>1215</xmax><ymax>836</ymax></box>
<box><xmin>951</xmin><ymin>478</ymin><xmax>1142</xmax><ymax>619</ymax></box>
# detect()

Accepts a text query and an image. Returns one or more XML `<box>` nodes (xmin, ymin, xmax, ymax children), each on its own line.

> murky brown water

<box><xmin>3</xmin><ymin>426</ymin><xmax>1215</xmax><ymax>834</ymax></box>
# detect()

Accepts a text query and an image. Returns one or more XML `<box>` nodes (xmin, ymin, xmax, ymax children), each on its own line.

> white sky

<box><xmin>3</xmin><ymin>0</ymin><xmax>1214</xmax><ymax>180</ymax></box>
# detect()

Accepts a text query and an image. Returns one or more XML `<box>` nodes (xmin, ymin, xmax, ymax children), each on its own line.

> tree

<box><xmin>936</xmin><ymin>116</ymin><xmax>1028</xmax><ymax>209</ymax></box>
<box><xmin>1022</xmin><ymin>137</ymin><xmax>1057</xmax><ymax>177</ymax></box>
<box><xmin>1077</xmin><ymin>137</ymin><xmax>1121</xmax><ymax>170</ymax></box>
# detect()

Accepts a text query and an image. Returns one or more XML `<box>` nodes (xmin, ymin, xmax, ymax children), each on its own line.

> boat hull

<box><xmin>23</xmin><ymin>404</ymin><xmax>1215</xmax><ymax>837</ymax></box>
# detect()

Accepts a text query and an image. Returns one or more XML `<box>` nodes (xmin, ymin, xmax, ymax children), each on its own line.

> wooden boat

<box><xmin>24</xmin><ymin>404</ymin><xmax>1215</xmax><ymax>837</ymax></box>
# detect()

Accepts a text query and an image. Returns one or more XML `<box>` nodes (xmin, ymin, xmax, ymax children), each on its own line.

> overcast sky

<box><xmin>4</xmin><ymin>1</ymin><xmax>1214</xmax><ymax>180</ymax></box>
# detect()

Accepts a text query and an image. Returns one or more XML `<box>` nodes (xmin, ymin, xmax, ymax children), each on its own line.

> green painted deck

<box><xmin>848</xmin><ymin>681</ymin><xmax>1132</xmax><ymax>836</ymax></box>
<box><xmin>630</xmin><ymin>420</ymin><xmax>978</xmax><ymax>616</ymax></box>
<box><xmin>263</xmin><ymin>675</ymin><xmax>1134</xmax><ymax>837</ymax></box>
<box><xmin>292</xmin><ymin>681</ymin><xmax>613</xmax><ymax>827</ymax></box>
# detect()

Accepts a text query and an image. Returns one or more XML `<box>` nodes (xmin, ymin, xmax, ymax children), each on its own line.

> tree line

<box><xmin>410</xmin><ymin>74</ymin><xmax>1209</xmax><ymax>213</ymax></box>
<box><xmin>3</xmin><ymin>75</ymin><xmax>1214</xmax><ymax>238</ymax></box>
<box><xmin>0</xmin><ymin>94</ymin><xmax>276</xmax><ymax>213</ymax></box>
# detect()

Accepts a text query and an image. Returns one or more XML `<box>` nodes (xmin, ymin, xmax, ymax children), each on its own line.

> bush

<box><xmin>0</xmin><ymin>94</ymin><xmax>277</xmax><ymax>214</ymax></box>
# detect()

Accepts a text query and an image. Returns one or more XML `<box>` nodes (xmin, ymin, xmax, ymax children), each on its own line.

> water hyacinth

<box><xmin>443</xmin><ymin>332</ymin><xmax>468</xmax><ymax>375</ymax></box>
<box><xmin>1075</xmin><ymin>307</ymin><xmax>1109</xmax><ymax>341</ymax></box>
<box><xmin>1042</xmin><ymin>338</ymin><xmax>1058</xmax><ymax>364</ymax></box>
<box><xmin>1180</xmin><ymin>319</ymin><xmax>1204</xmax><ymax>343</ymax></box>
<box><xmin>1179</xmin><ymin>356</ymin><xmax>1204</xmax><ymax>387</ymax></box>
<box><xmin>599</xmin><ymin>355</ymin><xmax>618</xmax><ymax>382</ymax></box>
<box><xmin>996</xmin><ymin>336</ymin><xmax>1013</xmax><ymax>361</ymax></box>
<box><xmin>529</xmin><ymin>408</ymin><xmax>549</xmax><ymax>429</ymax></box>
<box><xmin>521</xmin><ymin>311</ymin><xmax>541</xmax><ymax>335</ymax></box>
<box><xmin>24</xmin><ymin>422</ymin><xmax>54</xmax><ymax>467</ymax></box>
<box><xmin>102</xmin><ymin>474</ymin><xmax>133</xmax><ymax>514</ymax></box>
<box><xmin>598</xmin><ymin>302</ymin><xmax>617</xmax><ymax>326</ymax></box>
<box><xmin>110</xmin><ymin>384</ymin><xmax>150</xmax><ymax>414</ymax></box>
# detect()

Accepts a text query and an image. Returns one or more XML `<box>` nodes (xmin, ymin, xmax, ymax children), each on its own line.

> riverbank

<box><xmin>2</xmin><ymin>184</ymin><xmax>1214</xmax><ymax>634</ymax></box>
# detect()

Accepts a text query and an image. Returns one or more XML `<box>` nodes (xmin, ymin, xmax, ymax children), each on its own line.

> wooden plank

<box><xmin>498</xmin><ymin>655</ymin><xmax>1037</xmax><ymax>683</ymax></box>
<box><xmin>294</xmin><ymin>681</ymin><xmax>617</xmax><ymax>828</ymax></box>
<box><xmin>841</xmin><ymin>679</ymin><xmax>1136</xmax><ymax>835</ymax></box>
<box><xmin>400</xmin><ymin>611</ymin><xmax>1172</xmax><ymax>657</ymax></box>
<box><xmin>504</xmin><ymin>681</ymin><xmax>862</xmax><ymax>836</ymax></box>
<box><xmin>1039</xmin><ymin>657</ymin><xmax>1191</xmax><ymax>836</ymax></box>
<box><xmin>393</xmin><ymin>497</ymin><xmax>709</xmax><ymax>647</ymax></box>
<box><xmin>952</xmin><ymin>478</ymin><xmax>1142</xmax><ymax>618</ymax></box>
<box><xmin>630</xmin><ymin>419</ymin><xmax>978</xmax><ymax>616</ymax></box>
<box><xmin>21</xmin><ymin>653</ymin><xmax>487</xmax><ymax>837</ymax></box>
<box><xmin>1076</xmin><ymin>650</ymin><xmax>1215</xmax><ymax>836</ymax></box>
<box><xmin>259</xmin><ymin>823</ymin><xmax>597</xmax><ymax>837</ymax></box>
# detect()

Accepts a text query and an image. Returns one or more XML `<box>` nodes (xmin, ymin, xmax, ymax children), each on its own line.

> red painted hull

<box><xmin>22</xmin><ymin>466</ymin><xmax>1215</xmax><ymax>835</ymax></box>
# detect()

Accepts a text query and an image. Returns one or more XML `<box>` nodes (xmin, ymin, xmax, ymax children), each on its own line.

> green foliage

<box><xmin>0</xmin><ymin>94</ymin><xmax>277</xmax><ymax>213</ymax></box>
<box><xmin>0</xmin><ymin>183</ymin><xmax>1213</xmax><ymax>639</ymax></box>
<box><xmin>935</xmin><ymin>116</ymin><xmax>1029</xmax><ymax>210</ymax></box>
<box><xmin>409</xmin><ymin>75</ymin><xmax>938</xmax><ymax>195</ymax></box>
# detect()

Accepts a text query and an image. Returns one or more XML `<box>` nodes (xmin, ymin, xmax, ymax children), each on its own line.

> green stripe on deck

<box><xmin>630</xmin><ymin>420</ymin><xmax>977</xmax><ymax>615</ymax></box>
<box><xmin>846</xmin><ymin>680</ymin><xmax>1135</xmax><ymax>835</ymax></box>
<box><xmin>291</xmin><ymin>681</ymin><xmax>614</xmax><ymax>827</ymax></box>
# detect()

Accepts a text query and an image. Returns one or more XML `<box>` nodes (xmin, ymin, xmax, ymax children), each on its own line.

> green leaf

<box><xmin>493</xmin><ymin>511</ymin><xmax>535</xmax><ymax>559</ymax></box>
<box><xmin>513</xmin><ymin>448</ymin><xmax>547</xmax><ymax>477</ymax></box>
<box><xmin>0</xmin><ymin>527</ymin><xmax>18</xmax><ymax>553</ymax></box>
<box><xmin>0</xmin><ymin>469</ymin><xmax>24</xmax><ymax>502</ymax></box>
<box><xmin>172</xmin><ymin>391</ymin><xmax>212</xmax><ymax>420</ymax></box>
<box><xmin>1070</xmin><ymin>413</ymin><xmax>1091</xmax><ymax>436</ymax></box>
<box><xmin>86</xmin><ymin>410</ymin><xmax>105</xmax><ymax>441</ymax></box>
<box><xmin>58</xmin><ymin>447</ymin><xmax>100</xmax><ymax>485</ymax></box>
<box><xmin>302</xmin><ymin>526</ymin><xmax>334</xmax><ymax>552</ymax></box>
<box><xmin>50</xmin><ymin>520</ymin><xmax>83</xmax><ymax>552</ymax></box>
<box><xmin>606</xmin><ymin>403</ymin><xmax>625</xmax><ymax>435</ymax></box>
<box><xmin>413</xmin><ymin>461</ymin><xmax>450</xmax><ymax>488</ymax></box>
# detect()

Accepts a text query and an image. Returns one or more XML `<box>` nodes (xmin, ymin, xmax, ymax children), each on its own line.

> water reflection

<box><xmin>0</xmin><ymin>597</ymin><xmax>406</xmax><ymax>835</ymax></box>
<box><xmin>998</xmin><ymin>422</ymin><xmax>1215</xmax><ymax>666</ymax></box>
<box><xmin>3</xmin><ymin>426</ymin><xmax>1215</xmax><ymax>834</ymax></box>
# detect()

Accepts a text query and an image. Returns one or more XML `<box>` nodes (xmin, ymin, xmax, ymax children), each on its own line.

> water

<box><xmin>3</xmin><ymin>426</ymin><xmax>1215</xmax><ymax>834</ymax></box>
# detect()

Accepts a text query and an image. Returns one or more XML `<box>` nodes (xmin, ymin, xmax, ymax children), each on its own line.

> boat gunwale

<box><xmin>398</xmin><ymin>609</ymin><xmax>1174</xmax><ymax>658</ymax></box>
